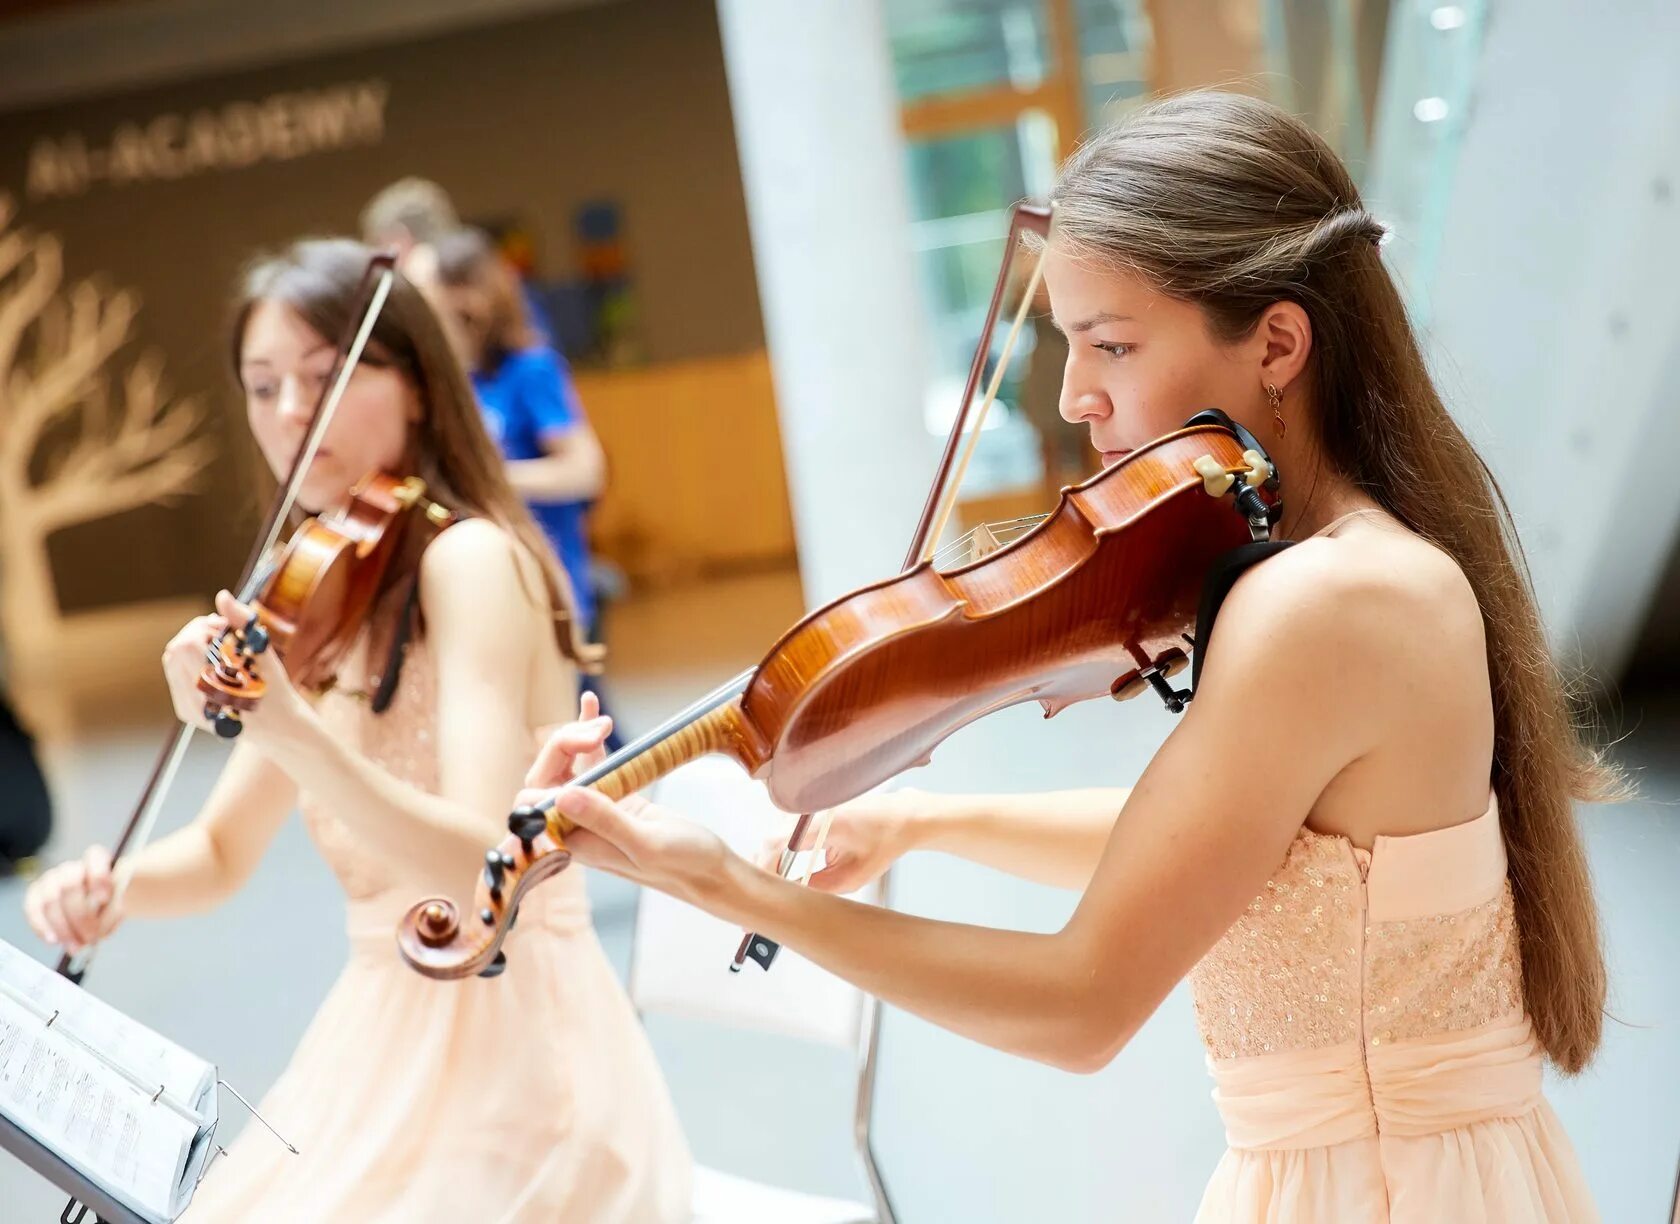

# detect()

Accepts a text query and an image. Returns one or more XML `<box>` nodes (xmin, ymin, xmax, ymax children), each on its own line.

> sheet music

<box><xmin>0</xmin><ymin>990</ymin><xmax>197</xmax><ymax>1220</ymax></box>
<box><xmin>0</xmin><ymin>940</ymin><xmax>219</xmax><ymax>1222</ymax></box>
<box><xmin>0</xmin><ymin>941</ymin><xmax>213</xmax><ymax>1116</ymax></box>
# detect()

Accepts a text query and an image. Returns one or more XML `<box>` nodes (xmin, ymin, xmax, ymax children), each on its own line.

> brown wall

<box><xmin>0</xmin><ymin>0</ymin><xmax>761</xmax><ymax>613</ymax></box>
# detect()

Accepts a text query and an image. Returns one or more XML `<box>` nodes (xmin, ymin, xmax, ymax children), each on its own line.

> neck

<box><xmin>1265</xmin><ymin>429</ymin><xmax>1382</xmax><ymax>542</ymax></box>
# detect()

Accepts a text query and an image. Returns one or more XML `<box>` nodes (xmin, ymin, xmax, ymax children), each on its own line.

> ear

<box><xmin>1255</xmin><ymin>301</ymin><xmax>1312</xmax><ymax>392</ymax></box>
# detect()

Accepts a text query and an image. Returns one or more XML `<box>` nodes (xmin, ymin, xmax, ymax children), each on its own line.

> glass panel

<box><xmin>905</xmin><ymin>117</ymin><xmax>1067</xmax><ymax>504</ymax></box>
<box><xmin>885</xmin><ymin>0</ymin><xmax>1051</xmax><ymax>102</ymax></box>
<box><xmin>1363</xmin><ymin>0</ymin><xmax>1488</xmax><ymax>326</ymax></box>
<box><xmin>1075</xmin><ymin>0</ymin><xmax>1154</xmax><ymax>129</ymax></box>
<box><xmin>1257</xmin><ymin>0</ymin><xmax>1381</xmax><ymax>177</ymax></box>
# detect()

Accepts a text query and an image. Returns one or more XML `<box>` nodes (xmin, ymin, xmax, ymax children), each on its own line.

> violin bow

<box><xmin>734</xmin><ymin>203</ymin><xmax>1054</xmax><ymax>972</ymax></box>
<box><xmin>57</xmin><ymin>251</ymin><xmax>399</xmax><ymax>987</ymax></box>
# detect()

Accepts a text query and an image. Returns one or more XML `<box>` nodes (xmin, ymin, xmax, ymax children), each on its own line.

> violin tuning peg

<box><xmin>1193</xmin><ymin>455</ymin><xmax>1235</xmax><ymax>497</ymax></box>
<box><xmin>478</xmin><ymin>951</ymin><xmax>508</xmax><ymax>979</ymax></box>
<box><xmin>207</xmin><ymin>707</ymin><xmax>243</xmax><ymax>739</ymax></box>
<box><xmin>508</xmin><ymin>806</ymin><xmax>548</xmax><ymax>852</ymax></box>
<box><xmin>243</xmin><ymin>623</ymin><xmax>270</xmax><ymax>655</ymax></box>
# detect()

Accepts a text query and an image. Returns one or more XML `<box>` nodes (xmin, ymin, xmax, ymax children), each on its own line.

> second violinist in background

<box><xmin>23</xmin><ymin>239</ymin><xmax>690</xmax><ymax>1223</ymax></box>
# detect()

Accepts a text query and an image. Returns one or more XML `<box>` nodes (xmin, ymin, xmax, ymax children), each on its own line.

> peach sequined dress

<box><xmin>182</xmin><ymin>639</ymin><xmax>692</xmax><ymax>1223</ymax></box>
<box><xmin>1189</xmin><ymin>794</ymin><xmax>1598</xmax><ymax>1222</ymax></box>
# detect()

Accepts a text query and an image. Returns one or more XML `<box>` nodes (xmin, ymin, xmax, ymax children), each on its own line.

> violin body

<box><xmin>737</xmin><ymin>424</ymin><xmax>1256</xmax><ymax>812</ymax></box>
<box><xmin>397</xmin><ymin>417</ymin><xmax>1278</xmax><ymax>979</ymax></box>
<box><xmin>198</xmin><ymin>472</ymin><xmax>451</xmax><ymax>733</ymax></box>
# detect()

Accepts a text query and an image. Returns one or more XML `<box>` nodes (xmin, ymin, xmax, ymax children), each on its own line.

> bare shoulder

<box><xmin>1199</xmin><ymin>517</ymin><xmax>1484</xmax><ymax>716</ymax></box>
<box><xmin>419</xmin><ymin>517</ymin><xmax>550</xmax><ymax>625</ymax></box>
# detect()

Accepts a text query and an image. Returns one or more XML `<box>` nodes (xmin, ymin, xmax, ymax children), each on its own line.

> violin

<box><xmin>396</xmin><ymin>203</ymin><xmax>1285</xmax><ymax>982</ymax></box>
<box><xmin>197</xmin><ymin>472</ymin><xmax>454</xmax><ymax>738</ymax></box>
<box><xmin>58</xmin><ymin>251</ymin><xmax>410</xmax><ymax>986</ymax></box>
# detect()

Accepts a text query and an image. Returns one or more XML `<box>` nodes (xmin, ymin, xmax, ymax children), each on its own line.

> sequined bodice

<box><xmin>298</xmin><ymin>639</ymin><xmax>441</xmax><ymax>901</ymax></box>
<box><xmin>1190</xmin><ymin>799</ymin><xmax>1523</xmax><ymax>1062</ymax></box>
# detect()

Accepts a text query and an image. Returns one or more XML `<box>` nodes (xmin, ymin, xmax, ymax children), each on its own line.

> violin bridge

<box><xmin>967</xmin><ymin>523</ymin><xmax>1002</xmax><ymax>563</ymax></box>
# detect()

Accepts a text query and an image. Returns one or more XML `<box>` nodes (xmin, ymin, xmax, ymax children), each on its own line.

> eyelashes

<box><xmin>1091</xmin><ymin>342</ymin><xmax>1133</xmax><ymax>358</ymax></box>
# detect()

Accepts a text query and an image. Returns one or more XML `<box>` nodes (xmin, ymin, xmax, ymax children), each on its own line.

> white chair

<box><xmin>636</xmin><ymin>755</ymin><xmax>896</xmax><ymax>1224</ymax></box>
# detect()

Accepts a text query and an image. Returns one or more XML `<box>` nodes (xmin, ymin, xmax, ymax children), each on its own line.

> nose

<box><xmin>1059</xmin><ymin>380</ymin><xmax>1111</xmax><ymax>428</ymax></box>
<box><xmin>275</xmin><ymin>374</ymin><xmax>312</xmax><ymax>427</ymax></box>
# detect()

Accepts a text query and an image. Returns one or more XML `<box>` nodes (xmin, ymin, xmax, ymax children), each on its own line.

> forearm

<box><xmin>910</xmin><ymin>788</ymin><xmax>1130</xmax><ymax>889</ymax></box>
<box><xmin>704</xmin><ymin>856</ymin><xmax>1114</xmax><ymax>1071</ymax></box>
<box><xmin>506</xmin><ymin>451</ymin><xmax>602</xmax><ymax>502</ymax></box>
<box><xmin>119</xmin><ymin>826</ymin><xmax>239</xmax><ymax>918</ymax></box>
<box><xmin>260</xmin><ymin>713</ymin><xmax>501</xmax><ymax>884</ymax></box>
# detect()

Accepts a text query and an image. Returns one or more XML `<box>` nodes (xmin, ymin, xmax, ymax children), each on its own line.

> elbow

<box><xmin>1041</xmin><ymin>1006</ymin><xmax>1139</xmax><ymax>1075</ymax></box>
<box><xmin>579</xmin><ymin>444</ymin><xmax>607</xmax><ymax>499</ymax></box>
<box><xmin>201</xmin><ymin>829</ymin><xmax>254</xmax><ymax>902</ymax></box>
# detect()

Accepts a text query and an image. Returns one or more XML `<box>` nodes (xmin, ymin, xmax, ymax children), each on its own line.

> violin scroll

<box><xmin>397</xmin><ymin>814</ymin><xmax>574</xmax><ymax>980</ymax></box>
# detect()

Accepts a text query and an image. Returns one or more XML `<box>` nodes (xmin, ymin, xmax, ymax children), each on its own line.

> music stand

<box><xmin>0</xmin><ymin>1111</ymin><xmax>148</xmax><ymax>1224</ymax></box>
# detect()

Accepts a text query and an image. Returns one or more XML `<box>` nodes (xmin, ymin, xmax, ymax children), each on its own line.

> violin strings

<box><xmin>920</xmin><ymin>247</ymin><xmax>1048</xmax><ymax>565</ymax></box>
<box><xmin>254</xmin><ymin>267</ymin><xmax>396</xmax><ymax>566</ymax></box>
<box><xmin>930</xmin><ymin>513</ymin><xmax>1051</xmax><ymax>569</ymax></box>
<box><xmin>558</xmin><ymin>668</ymin><xmax>755</xmax><ymax>800</ymax></box>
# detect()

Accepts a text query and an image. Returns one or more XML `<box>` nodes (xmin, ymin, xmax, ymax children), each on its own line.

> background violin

<box><xmin>396</xmin><ymin>203</ymin><xmax>1284</xmax><ymax>982</ymax></box>
<box><xmin>197</xmin><ymin>472</ymin><xmax>454</xmax><ymax>738</ymax></box>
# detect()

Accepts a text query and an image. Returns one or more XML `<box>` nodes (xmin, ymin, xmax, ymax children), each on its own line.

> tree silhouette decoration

<box><xmin>0</xmin><ymin>193</ymin><xmax>210</xmax><ymax>696</ymax></box>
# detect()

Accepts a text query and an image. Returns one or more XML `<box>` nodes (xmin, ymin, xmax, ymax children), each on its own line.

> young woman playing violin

<box><xmin>524</xmin><ymin>93</ymin><xmax>1610</xmax><ymax>1221</ymax></box>
<box><xmin>23</xmin><ymin>240</ymin><xmax>690</xmax><ymax>1222</ymax></box>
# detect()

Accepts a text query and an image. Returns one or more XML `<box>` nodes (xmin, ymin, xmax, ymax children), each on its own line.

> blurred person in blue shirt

<box><xmin>362</xmin><ymin>177</ymin><xmax>558</xmax><ymax>346</ymax></box>
<box><xmin>413</xmin><ymin>227</ymin><xmax>624</xmax><ymax>747</ymax></box>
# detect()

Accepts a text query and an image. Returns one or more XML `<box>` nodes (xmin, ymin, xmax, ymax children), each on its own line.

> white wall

<box><xmin>1380</xmin><ymin>0</ymin><xmax>1680</xmax><ymax>684</ymax></box>
<box><xmin>714</xmin><ymin>0</ymin><xmax>938</xmax><ymax>609</ymax></box>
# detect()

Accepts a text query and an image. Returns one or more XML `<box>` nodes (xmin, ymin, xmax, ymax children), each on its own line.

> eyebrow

<box><xmin>1053</xmin><ymin>312</ymin><xmax>1135</xmax><ymax>334</ymax></box>
<box><xmin>241</xmin><ymin>342</ymin><xmax>335</xmax><ymax>370</ymax></box>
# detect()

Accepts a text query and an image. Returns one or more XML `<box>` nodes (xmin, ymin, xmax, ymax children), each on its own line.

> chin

<box><xmin>295</xmin><ymin>473</ymin><xmax>351</xmax><ymax>514</ymax></box>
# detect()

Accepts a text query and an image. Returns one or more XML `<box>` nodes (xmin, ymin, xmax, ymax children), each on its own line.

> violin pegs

<box><xmin>207</xmin><ymin>706</ymin><xmax>243</xmax><ymax>739</ymax></box>
<box><xmin>507</xmin><ymin>807</ymin><xmax>547</xmax><ymax>855</ymax></box>
<box><xmin>1193</xmin><ymin>454</ymin><xmax>1235</xmax><ymax>497</ymax></box>
<box><xmin>483</xmin><ymin>849</ymin><xmax>517</xmax><ymax>899</ymax></box>
<box><xmin>478</xmin><ymin>951</ymin><xmax>508</xmax><ymax>979</ymax></box>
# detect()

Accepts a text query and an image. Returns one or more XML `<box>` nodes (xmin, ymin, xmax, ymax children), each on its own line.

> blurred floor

<box><xmin>0</xmin><ymin>567</ymin><xmax>1675</xmax><ymax>1220</ymax></box>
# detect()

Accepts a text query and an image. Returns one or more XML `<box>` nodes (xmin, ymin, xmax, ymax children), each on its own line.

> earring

<box><xmin>1265</xmin><ymin>383</ymin><xmax>1286</xmax><ymax>437</ymax></box>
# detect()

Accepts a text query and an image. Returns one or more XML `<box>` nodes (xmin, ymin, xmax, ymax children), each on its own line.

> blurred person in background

<box><xmin>0</xmin><ymin>679</ymin><xmax>52</xmax><ymax>875</ymax></box>
<box><xmin>362</xmin><ymin>176</ymin><xmax>556</xmax><ymax>345</ymax></box>
<box><xmin>22</xmin><ymin>239</ymin><xmax>689</xmax><ymax>1222</ymax></box>
<box><xmin>417</xmin><ymin>226</ymin><xmax>624</xmax><ymax>752</ymax></box>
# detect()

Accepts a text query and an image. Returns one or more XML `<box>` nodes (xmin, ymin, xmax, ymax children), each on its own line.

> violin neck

<box><xmin>568</xmin><ymin>670</ymin><xmax>755</xmax><ymax>803</ymax></box>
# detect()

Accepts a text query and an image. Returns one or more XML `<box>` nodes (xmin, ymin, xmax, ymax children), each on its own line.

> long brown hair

<box><xmin>230</xmin><ymin>237</ymin><xmax>594</xmax><ymax>670</ymax></box>
<box><xmin>1045</xmin><ymin>90</ymin><xmax>1613</xmax><ymax>1072</ymax></box>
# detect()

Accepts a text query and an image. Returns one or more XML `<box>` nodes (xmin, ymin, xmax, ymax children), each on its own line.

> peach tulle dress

<box><xmin>1189</xmin><ymin>793</ymin><xmax>1598</xmax><ymax>1222</ymax></box>
<box><xmin>182</xmin><ymin>638</ymin><xmax>692</xmax><ymax>1223</ymax></box>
